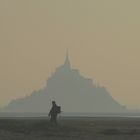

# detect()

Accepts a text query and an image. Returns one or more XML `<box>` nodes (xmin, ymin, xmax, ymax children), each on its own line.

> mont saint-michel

<box><xmin>2</xmin><ymin>54</ymin><xmax>126</xmax><ymax>113</ymax></box>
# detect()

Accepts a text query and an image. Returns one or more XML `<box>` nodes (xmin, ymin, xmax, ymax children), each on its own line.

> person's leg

<box><xmin>50</xmin><ymin>115</ymin><xmax>54</xmax><ymax>123</ymax></box>
<box><xmin>54</xmin><ymin>115</ymin><xmax>57</xmax><ymax>125</ymax></box>
<box><xmin>50</xmin><ymin>115</ymin><xmax>56</xmax><ymax>125</ymax></box>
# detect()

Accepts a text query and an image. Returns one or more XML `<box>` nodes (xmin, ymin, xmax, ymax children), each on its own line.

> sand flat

<box><xmin>0</xmin><ymin>117</ymin><xmax>139</xmax><ymax>140</ymax></box>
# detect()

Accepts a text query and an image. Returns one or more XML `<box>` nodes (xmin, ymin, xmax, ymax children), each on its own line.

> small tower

<box><xmin>64</xmin><ymin>51</ymin><xmax>71</xmax><ymax>69</ymax></box>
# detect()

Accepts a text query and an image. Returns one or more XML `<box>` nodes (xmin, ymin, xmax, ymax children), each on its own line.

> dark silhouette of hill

<box><xmin>1</xmin><ymin>53</ymin><xmax>127</xmax><ymax>113</ymax></box>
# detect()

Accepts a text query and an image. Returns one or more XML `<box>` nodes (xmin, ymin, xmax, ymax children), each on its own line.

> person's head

<box><xmin>52</xmin><ymin>101</ymin><xmax>56</xmax><ymax>106</ymax></box>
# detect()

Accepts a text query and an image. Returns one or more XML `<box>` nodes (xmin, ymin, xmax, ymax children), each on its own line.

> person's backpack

<box><xmin>56</xmin><ymin>106</ymin><xmax>61</xmax><ymax>114</ymax></box>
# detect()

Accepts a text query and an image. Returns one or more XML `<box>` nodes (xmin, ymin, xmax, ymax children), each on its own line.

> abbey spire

<box><xmin>64</xmin><ymin>50</ymin><xmax>71</xmax><ymax>69</ymax></box>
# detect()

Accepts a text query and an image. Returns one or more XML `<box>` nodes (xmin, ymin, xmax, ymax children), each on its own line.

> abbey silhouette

<box><xmin>1</xmin><ymin>52</ymin><xmax>127</xmax><ymax>113</ymax></box>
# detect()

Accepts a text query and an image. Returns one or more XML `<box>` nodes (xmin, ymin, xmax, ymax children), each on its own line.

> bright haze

<box><xmin>0</xmin><ymin>0</ymin><xmax>140</xmax><ymax>109</ymax></box>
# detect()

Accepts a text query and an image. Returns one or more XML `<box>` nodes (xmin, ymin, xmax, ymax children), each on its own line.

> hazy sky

<box><xmin>0</xmin><ymin>0</ymin><xmax>140</xmax><ymax>109</ymax></box>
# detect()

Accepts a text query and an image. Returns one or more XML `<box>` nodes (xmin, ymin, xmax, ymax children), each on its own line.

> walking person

<box><xmin>48</xmin><ymin>101</ymin><xmax>61</xmax><ymax>125</ymax></box>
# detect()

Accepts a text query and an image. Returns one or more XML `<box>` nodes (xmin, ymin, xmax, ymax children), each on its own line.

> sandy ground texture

<box><xmin>0</xmin><ymin>117</ymin><xmax>140</xmax><ymax>140</ymax></box>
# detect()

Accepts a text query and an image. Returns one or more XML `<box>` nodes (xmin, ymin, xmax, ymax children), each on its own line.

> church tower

<box><xmin>63</xmin><ymin>51</ymin><xmax>71</xmax><ymax>69</ymax></box>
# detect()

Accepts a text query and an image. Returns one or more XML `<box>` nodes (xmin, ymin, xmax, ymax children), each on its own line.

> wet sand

<box><xmin>0</xmin><ymin>117</ymin><xmax>140</xmax><ymax>140</ymax></box>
